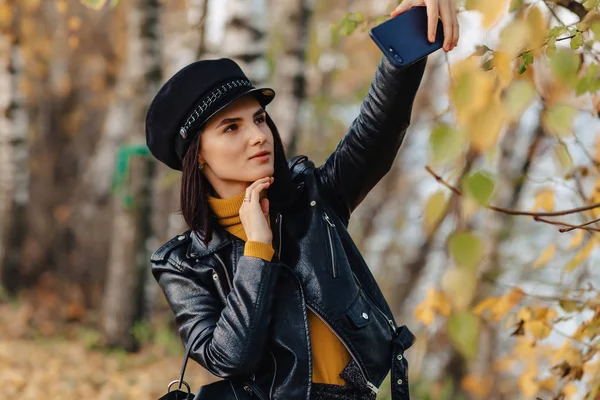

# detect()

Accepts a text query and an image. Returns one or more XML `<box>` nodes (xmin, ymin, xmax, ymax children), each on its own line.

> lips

<box><xmin>250</xmin><ymin>150</ymin><xmax>270</xmax><ymax>159</ymax></box>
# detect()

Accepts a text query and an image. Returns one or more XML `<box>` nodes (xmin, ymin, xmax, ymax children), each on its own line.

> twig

<box><xmin>425</xmin><ymin>166</ymin><xmax>600</xmax><ymax>223</ymax></box>
<box><xmin>559</xmin><ymin>217</ymin><xmax>600</xmax><ymax>232</ymax></box>
<box><xmin>533</xmin><ymin>216</ymin><xmax>600</xmax><ymax>232</ymax></box>
<box><xmin>425</xmin><ymin>166</ymin><xmax>460</xmax><ymax>195</ymax></box>
<box><xmin>542</xmin><ymin>0</ymin><xmax>567</xmax><ymax>26</ymax></box>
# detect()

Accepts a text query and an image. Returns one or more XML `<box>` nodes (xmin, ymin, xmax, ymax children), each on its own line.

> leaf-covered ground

<box><xmin>0</xmin><ymin>303</ymin><xmax>214</xmax><ymax>399</ymax></box>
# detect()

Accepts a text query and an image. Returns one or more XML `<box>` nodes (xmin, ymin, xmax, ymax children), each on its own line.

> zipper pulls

<box><xmin>366</xmin><ymin>381</ymin><xmax>380</xmax><ymax>394</ymax></box>
<box><xmin>323</xmin><ymin>212</ymin><xmax>335</xmax><ymax>227</ymax></box>
<box><xmin>276</xmin><ymin>213</ymin><xmax>283</xmax><ymax>260</ymax></box>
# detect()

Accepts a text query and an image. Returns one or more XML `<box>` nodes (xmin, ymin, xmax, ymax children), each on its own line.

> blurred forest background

<box><xmin>1</xmin><ymin>0</ymin><xmax>600</xmax><ymax>398</ymax></box>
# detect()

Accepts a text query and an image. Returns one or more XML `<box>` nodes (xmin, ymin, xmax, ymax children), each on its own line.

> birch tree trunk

<box><xmin>268</xmin><ymin>0</ymin><xmax>313</xmax><ymax>153</ymax></box>
<box><xmin>222</xmin><ymin>0</ymin><xmax>269</xmax><ymax>86</ymax></box>
<box><xmin>0</xmin><ymin>0</ymin><xmax>28</xmax><ymax>295</ymax></box>
<box><xmin>102</xmin><ymin>0</ymin><xmax>161</xmax><ymax>350</ymax></box>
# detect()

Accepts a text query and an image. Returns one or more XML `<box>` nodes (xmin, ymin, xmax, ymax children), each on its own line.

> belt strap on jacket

<box><xmin>391</xmin><ymin>325</ymin><xmax>416</xmax><ymax>400</ymax></box>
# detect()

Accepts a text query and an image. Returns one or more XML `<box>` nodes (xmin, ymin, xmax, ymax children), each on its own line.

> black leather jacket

<box><xmin>151</xmin><ymin>56</ymin><xmax>427</xmax><ymax>400</ymax></box>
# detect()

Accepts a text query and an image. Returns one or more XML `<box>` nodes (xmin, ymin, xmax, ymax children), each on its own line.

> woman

<box><xmin>146</xmin><ymin>1</ymin><xmax>459</xmax><ymax>399</ymax></box>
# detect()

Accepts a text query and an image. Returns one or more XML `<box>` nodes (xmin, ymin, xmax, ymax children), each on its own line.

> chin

<box><xmin>249</xmin><ymin>165</ymin><xmax>274</xmax><ymax>180</ymax></box>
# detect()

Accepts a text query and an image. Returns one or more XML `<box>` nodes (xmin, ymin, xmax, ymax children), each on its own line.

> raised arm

<box><xmin>316</xmin><ymin>56</ymin><xmax>427</xmax><ymax>223</ymax></box>
<box><xmin>152</xmin><ymin>255</ymin><xmax>279</xmax><ymax>378</ymax></box>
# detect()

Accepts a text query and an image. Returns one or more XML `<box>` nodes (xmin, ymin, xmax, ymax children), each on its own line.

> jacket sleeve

<box><xmin>152</xmin><ymin>255</ymin><xmax>279</xmax><ymax>378</ymax></box>
<box><xmin>316</xmin><ymin>56</ymin><xmax>427</xmax><ymax>223</ymax></box>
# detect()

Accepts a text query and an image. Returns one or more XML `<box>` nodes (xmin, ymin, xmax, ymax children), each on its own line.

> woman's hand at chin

<box><xmin>240</xmin><ymin>177</ymin><xmax>274</xmax><ymax>245</ymax></box>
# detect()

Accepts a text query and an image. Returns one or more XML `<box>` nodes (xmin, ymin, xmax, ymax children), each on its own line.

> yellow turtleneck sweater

<box><xmin>208</xmin><ymin>192</ymin><xmax>351</xmax><ymax>385</ymax></box>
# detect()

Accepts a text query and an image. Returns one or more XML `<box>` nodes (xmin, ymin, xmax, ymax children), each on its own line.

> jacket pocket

<box><xmin>322</xmin><ymin>211</ymin><xmax>339</xmax><ymax>278</ymax></box>
<box><xmin>345</xmin><ymin>291</ymin><xmax>373</xmax><ymax>329</ymax></box>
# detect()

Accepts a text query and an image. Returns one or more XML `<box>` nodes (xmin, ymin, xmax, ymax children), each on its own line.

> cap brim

<box><xmin>199</xmin><ymin>87</ymin><xmax>275</xmax><ymax>130</ymax></box>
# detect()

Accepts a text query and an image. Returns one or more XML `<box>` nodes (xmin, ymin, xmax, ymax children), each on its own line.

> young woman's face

<box><xmin>198</xmin><ymin>95</ymin><xmax>275</xmax><ymax>198</ymax></box>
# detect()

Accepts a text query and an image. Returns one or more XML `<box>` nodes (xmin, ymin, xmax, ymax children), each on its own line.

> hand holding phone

<box><xmin>370</xmin><ymin>7</ymin><xmax>444</xmax><ymax>69</ymax></box>
<box><xmin>391</xmin><ymin>0</ymin><xmax>460</xmax><ymax>52</ymax></box>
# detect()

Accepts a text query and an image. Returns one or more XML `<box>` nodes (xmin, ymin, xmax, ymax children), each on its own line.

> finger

<box><xmin>260</xmin><ymin>198</ymin><xmax>269</xmax><ymax>216</ymax></box>
<box><xmin>245</xmin><ymin>177</ymin><xmax>272</xmax><ymax>196</ymax></box>
<box><xmin>250</xmin><ymin>182</ymin><xmax>271</xmax><ymax>203</ymax></box>
<box><xmin>390</xmin><ymin>0</ymin><xmax>414</xmax><ymax>18</ymax></box>
<box><xmin>439</xmin><ymin>2</ymin><xmax>453</xmax><ymax>51</ymax></box>
<box><xmin>452</xmin><ymin>16</ymin><xmax>460</xmax><ymax>49</ymax></box>
<box><xmin>426</xmin><ymin>1</ymin><xmax>439</xmax><ymax>43</ymax></box>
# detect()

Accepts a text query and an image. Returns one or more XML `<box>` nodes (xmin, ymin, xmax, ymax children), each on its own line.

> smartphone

<box><xmin>369</xmin><ymin>7</ymin><xmax>444</xmax><ymax>69</ymax></box>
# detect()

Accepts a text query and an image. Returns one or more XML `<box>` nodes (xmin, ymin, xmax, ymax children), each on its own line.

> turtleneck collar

<box><xmin>207</xmin><ymin>191</ymin><xmax>246</xmax><ymax>228</ymax></box>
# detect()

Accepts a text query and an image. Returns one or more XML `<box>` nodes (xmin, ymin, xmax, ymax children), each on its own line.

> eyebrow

<box><xmin>215</xmin><ymin>108</ymin><xmax>265</xmax><ymax>129</ymax></box>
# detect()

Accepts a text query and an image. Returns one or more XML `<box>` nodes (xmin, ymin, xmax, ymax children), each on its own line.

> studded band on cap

<box><xmin>179</xmin><ymin>79</ymin><xmax>253</xmax><ymax>140</ymax></box>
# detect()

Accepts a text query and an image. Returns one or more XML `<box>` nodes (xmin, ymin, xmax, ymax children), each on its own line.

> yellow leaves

<box><xmin>542</xmin><ymin>104</ymin><xmax>576</xmax><ymax>137</ymax></box>
<box><xmin>461</xmin><ymin>374</ymin><xmax>493</xmax><ymax>399</ymax></box>
<box><xmin>527</xmin><ymin>320</ymin><xmax>551</xmax><ymax>339</ymax></box>
<box><xmin>519</xmin><ymin>370</ymin><xmax>540</xmax><ymax>398</ymax></box>
<box><xmin>442</xmin><ymin>267</ymin><xmax>477</xmax><ymax>311</ymax></box>
<box><xmin>447</xmin><ymin>311</ymin><xmax>480</xmax><ymax>359</ymax></box>
<box><xmin>525</xmin><ymin>5</ymin><xmax>548</xmax><ymax>52</ymax></box>
<box><xmin>56</xmin><ymin>0</ymin><xmax>68</xmax><ymax>14</ymax></box>
<box><xmin>414</xmin><ymin>288</ymin><xmax>452</xmax><ymax>327</ymax></box>
<box><xmin>465</xmin><ymin>0</ymin><xmax>508</xmax><ymax>28</ymax></box>
<box><xmin>532</xmin><ymin>244</ymin><xmax>556</xmax><ymax>269</ymax></box>
<box><xmin>517</xmin><ymin>306</ymin><xmax>556</xmax><ymax>340</ymax></box>
<box><xmin>474</xmin><ymin>287</ymin><xmax>526</xmax><ymax>321</ymax></box>
<box><xmin>450</xmin><ymin>57</ymin><xmax>496</xmax><ymax>125</ymax></box>
<box><xmin>532</xmin><ymin>189</ymin><xmax>555</xmax><ymax>212</ymax></box>
<box><xmin>568</xmin><ymin>230</ymin><xmax>584</xmax><ymax>250</ymax></box>
<box><xmin>469</xmin><ymin>96</ymin><xmax>506</xmax><ymax>152</ymax></box>
<box><xmin>504</xmin><ymin>80</ymin><xmax>535</xmax><ymax>121</ymax></box>
<box><xmin>552</xmin><ymin>343</ymin><xmax>583</xmax><ymax>367</ymax></box>
<box><xmin>424</xmin><ymin>191</ymin><xmax>448</xmax><ymax>234</ymax></box>
<box><xmin>498</xmin><ymin>19</ymin><xmax>529</xmax><ymax>57</ymax></box>
<box><xmin>565</xmin><ymin>238</ymin><xmax>595</xmax><ymax>272</ymax></box>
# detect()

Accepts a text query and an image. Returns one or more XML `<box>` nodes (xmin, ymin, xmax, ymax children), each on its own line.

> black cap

<box><xmin>145</xmin><ymin>58</ymin><xmax>275</xmax><ymax>170</ymax></box>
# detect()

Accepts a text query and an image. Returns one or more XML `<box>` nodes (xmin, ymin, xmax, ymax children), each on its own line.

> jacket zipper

<box><xmin>351</xmin><ymin>271</ymin><xmax>397</xmax><ymax>332</ymax></box>
<box><xmin>322</xmin><ymin>212</ymin><xmax>338</xmax><ymax>278</ymax></box>
<box><xmin>276</xmin><ymin>213</ymin><xmax>283</xmax><ymax>260</ymax></box>
<box><xmin>305</xmin><ymin>303</ymin><xmax>379</xmax><ymax>396</ymax></box>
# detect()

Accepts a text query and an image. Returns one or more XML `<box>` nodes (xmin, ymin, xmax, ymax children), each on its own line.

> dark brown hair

<box><xmin>180</xmin><ymin>112</ymin><xmax>293</xmax><ymax>245</ymax></box>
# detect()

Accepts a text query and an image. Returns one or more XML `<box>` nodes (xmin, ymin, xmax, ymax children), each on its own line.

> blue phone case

<box><xmin>369</xmin><ymin>7</ymin><xmax>444</xmax><ymax>69</ymax></box>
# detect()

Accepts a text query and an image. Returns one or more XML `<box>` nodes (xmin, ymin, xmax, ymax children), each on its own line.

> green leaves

<box><xmin>429</xmin><ymin>124</ymin><xmax>465</xmax><ymax>164</ymax></box>
<box><xmin>448</xmin><ymin>311</ymin><xmax>480</xmax><ymax>360</ymax></box>
<box><xmin>518</xmin><ymin>51</ymin><xmax>534</xmax><ymax>74</ymax></box>
<box><xmin>331</xmin><ymin>12</ymin><xmax>370</xmax><ymax>39</ymax></box>
<box><xmin>543</xmin><ymin>105</ymin><xmax>576</xmax><ymax>137</ymax></box>
<box><xmin>449</xmin><ymin>232</ymin><xmax>483</xmax><ymax>271</ymax></box>
<box><xmin>505</xmin><ymin>80</ymin><xmax>535</xmax><ymax>119</ymax></box>
<box><xmin>464</xmin><ymin>171</ymin><xmax>495</xmax><ymax>206</ymax></box>
<box><xmin>550</xmin><ymin>49</ymin><xmax>581</xmax><ymax>86</ymax></box>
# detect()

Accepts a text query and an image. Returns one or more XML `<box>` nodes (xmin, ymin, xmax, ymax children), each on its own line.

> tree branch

<box><xmin>549</xmin><ymin>0</ymin><xmax>589</xmax><ymax>19</ymax></box>
<box><xmin>425</xmin><ymin>166</ymin><xmax>600</xmax><ymax>227</ymax></box>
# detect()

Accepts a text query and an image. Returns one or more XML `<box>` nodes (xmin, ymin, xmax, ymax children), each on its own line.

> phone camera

<box><xmin>388</xmin><ymin>46</ymin><xmax>403</xmax><ymax>64</ymax></box>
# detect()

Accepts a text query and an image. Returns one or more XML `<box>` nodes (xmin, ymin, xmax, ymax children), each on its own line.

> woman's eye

<box><xmin>224</xmin><ymin>124</ymin><xmax>238</xmax><ymax>132</ymax></box>
<box><xmin>255</xmin><ymin>116</ymin><xmax>265</xmax><ymax>124</ymax></box>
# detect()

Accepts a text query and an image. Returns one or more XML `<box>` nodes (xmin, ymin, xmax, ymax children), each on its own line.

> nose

<box><xmin>249</xmin><ymin>123</ymin><xmax>268</xmax><ymax>145</ymax></box>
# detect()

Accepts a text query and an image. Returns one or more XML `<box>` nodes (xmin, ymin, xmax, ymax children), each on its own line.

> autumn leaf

<box><xmin>442</xmin><ymin>267</ymin><xmax>477</xmax><ymax>311</ymax></box>
<box><xmin>568</xmin><ymin>230</ymin><xmax>584</xmax><ymax>249</ymax></box>
<box><xmin>565</xmin><ymin>239</ymin><xmax>595</xmax><ymax>272</ymax></box>
<box><xmin>448</xmin><ymin>232</ymin><xmax>483</xmax><ymax>271</ymax></box>
<box><xmin>424</xmin><ymin>191</ymin><xmax>448</xmax><ymax>233</ymax></box>
<box><xmin>553</xmin><ymin>141</ymin><xmax>573</xmax><ymax>171</ymax></box>
<box><xmin>469</xmin><ymin>97</ymin><xmax>507</xmax><ymax>152</ymax></box>
<box><xmin>429</xmin><ymin>124</ymin><xmax>465</xmax><ymax>164</ymax></box>
<box><xmin>504</xmin><ymin>80</ymin><xmax>535</xmax><ymax>120</ymax></box>
<box><xmin>448</xmin><ymin>311</ymin><xmax>480</xmax><ymax>359</ymax></box>
<box><xmin>543</xmin><ymin>104</ymin><xmax>576</xmax><ymax>137</ymax></box>
<box><xmin>474</xmin><ymin>287</ymin><xmax>525</xmax><ymax>321</ymax></box>
<box><xmin>464</xmin><ymin>171</ymin><xmax>495</xmax><ymax>206</ymax></box>
<box><xmin>532</xmin><ymin>189</ymin><xmax>555</xmax><ymax>212</ymax></box>
<box><xmin>532</xmin><ymin>244</ymin><xmax>556</xmax><ymax>268</ymax></box>
<box><xmin>527</xmin><ymin>320</ymin><xmax>551</xmax><ymax>339</ymax></box>
<box><xmin>414</xmin><ymin>288</ymin><xmax>452</xmax><ymax>326</ymax></box>
<box><xmin>465</xmin><ymin>0</ymin><xmax>509</xmax><ymax>27</ymax></box>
